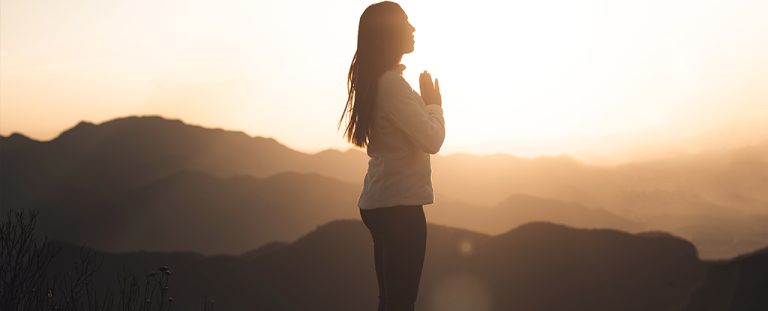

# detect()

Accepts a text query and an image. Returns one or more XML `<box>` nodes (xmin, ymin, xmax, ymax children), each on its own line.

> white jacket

<box><xmin>358</xmin><ymin>66</ymin><xmax>446</xmax><ymax>210</ymax></box>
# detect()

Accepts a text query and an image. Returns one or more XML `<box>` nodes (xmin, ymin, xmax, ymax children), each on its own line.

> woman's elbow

<box><xmin>424</xmin><ymin>146</ymin><xmax>441</xmax><ymax>154</ymax></box>
<box><xmin>423</xmin><ymin>138</ymin><xmax>445</xmax><ymax>154</ymax></box>
<box><xmin>413</xmin><ymin>128</ymin><xmax>445</xmax><ymax>154</ymax></box>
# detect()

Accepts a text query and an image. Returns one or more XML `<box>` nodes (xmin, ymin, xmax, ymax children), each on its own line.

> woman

<box><xmin>338</xmin><ymin>2</ymin><xmax>445</xmax><ymax>311</ymax></box>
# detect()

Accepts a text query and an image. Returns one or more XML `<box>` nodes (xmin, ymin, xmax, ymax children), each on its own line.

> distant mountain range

<box><xmin>429</xmin><ymin>193</ymin><xmax>643</xmax><ymax>235</ymax></box>
<box><xmin>2</xmin><ymin>115</ymin><xmax>767</xmax><ymax>258</ymax></box>
<box><xmin>44</xmin><ymin>220</ymin><xmax>767</xmax><ymax>311</ymax></box>
<box><xmin>0</xmin><ymin>163</ymin><xmax>639</xmax><ymax>254</ymax></box>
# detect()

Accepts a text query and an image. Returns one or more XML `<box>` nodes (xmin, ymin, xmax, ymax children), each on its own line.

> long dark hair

<box><xmin>339</xmin><ymin>1</ymin><xmax>408</xmax><ymax>148</ymax></box>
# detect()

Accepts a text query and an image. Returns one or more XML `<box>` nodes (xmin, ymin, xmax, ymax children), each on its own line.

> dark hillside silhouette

<box><xmin>34</xmin><ymin>219</ymin><xmax>766</xmax><ymax>311</ymax></box>
<box><xmin>468</xmin><ymin>223</ymin><xmax>703</xmax><ymax>311</ymax></box>
<box><xmin>683</xmin><ymin>247</ymin><xmax>768</xmax><ymax>311</ymax></box>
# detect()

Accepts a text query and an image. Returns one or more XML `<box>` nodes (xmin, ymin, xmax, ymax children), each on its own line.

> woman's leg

<box><xmin>360</xmin><ymin>208</ymin><xmax>387</xmax><ymax>311</ymax></box>
<box><xmin>361</xmin><ymin>205</ymin><xmax>427</xmax><ymax>311</ymax></box>
<box><xmin>379</xmin><ymin>205</ymin><xmax>427</xmax><ymax>311</ymax></box>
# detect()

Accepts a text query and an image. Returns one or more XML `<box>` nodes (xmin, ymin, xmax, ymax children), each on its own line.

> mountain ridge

<box><xmin>35</xmin><ymin>218</ymin><xmax>766</xmax><ymax>311</ymax></box>
<box><xmin>2</xmin><ymin>114</ymin><xmax>767</xmax><ymax>258</ymax></box>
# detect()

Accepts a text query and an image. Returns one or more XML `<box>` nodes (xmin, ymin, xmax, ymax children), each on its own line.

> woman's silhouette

<box><xmin>338</xmin><ymin>2</ymin><xmax>445</xmax><ymax>310</ymax></box>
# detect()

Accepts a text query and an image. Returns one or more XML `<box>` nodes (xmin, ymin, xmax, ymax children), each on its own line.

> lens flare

<box><xmin>459</xmin><ymin>238</ymin><xmax>475</xmax><ymax>256</ymax></box>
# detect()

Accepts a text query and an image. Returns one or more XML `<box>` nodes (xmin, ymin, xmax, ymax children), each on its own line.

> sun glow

<box><xmin>398</xmin><ymin>0</ymin><xmax>768</xmax><ymax>158</ymax></box>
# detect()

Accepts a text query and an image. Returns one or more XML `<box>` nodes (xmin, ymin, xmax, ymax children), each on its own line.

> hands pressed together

<box><xmin>419</xmin><ymin>71</ymin><xmax>442</xmax><ymax>107</ymax></box>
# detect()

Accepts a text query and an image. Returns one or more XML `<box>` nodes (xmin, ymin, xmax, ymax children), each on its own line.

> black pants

<box><xmin>360</xmin><ymin>205</ymin><xmax>427</xmax><ymax>311</ymax></box>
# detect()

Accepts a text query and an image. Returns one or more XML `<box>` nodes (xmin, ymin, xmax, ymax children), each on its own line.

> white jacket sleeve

<box><xmin>378</xmin><ymin>72</ymin><xmax>446</xmax><ymax>154</ymax></box>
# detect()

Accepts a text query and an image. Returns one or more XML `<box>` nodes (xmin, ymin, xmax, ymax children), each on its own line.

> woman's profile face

<box><xmin>396</xmin><ymin>13</ymin><xmax>416</xmax><ymax>54</ymax></box>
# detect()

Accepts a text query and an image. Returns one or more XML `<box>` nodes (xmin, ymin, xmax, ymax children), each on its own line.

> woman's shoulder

<box><xmin>379</xmin><ymin>69</ymin><xmax>406</xmax><ymax>84</ymax></box>
<box><xmin>378</xmin><ymin>69</ymin><xmax>413</xmax><ymax>95</ymax></box>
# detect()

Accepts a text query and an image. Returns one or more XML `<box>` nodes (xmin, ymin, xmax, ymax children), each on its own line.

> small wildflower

<box><xmin>145</xmin><ymin>298</ymin><xmax>151</xmax><ymax>304</ymax></box>
<box><xmin>168</xmin><ymin>297</ymin><xmax>175</xmax><ymax>302</ymax></box>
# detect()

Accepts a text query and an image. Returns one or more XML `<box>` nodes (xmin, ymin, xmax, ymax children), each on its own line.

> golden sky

<box><xmin>1</xmin><ymin>0</ymin><xmax>766</xmax><ymax>163</ymax></box>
